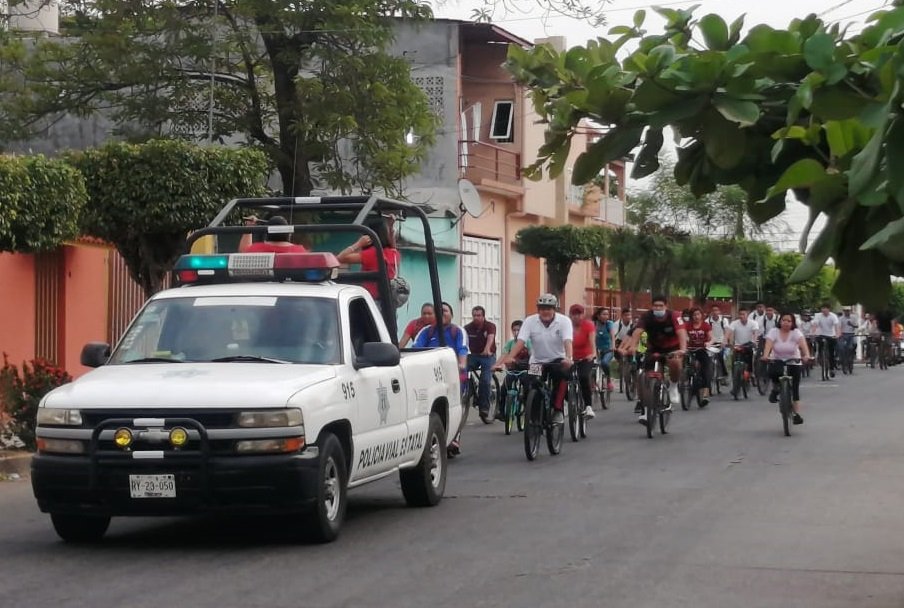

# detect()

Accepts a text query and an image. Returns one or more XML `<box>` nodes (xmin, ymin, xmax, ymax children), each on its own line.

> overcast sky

<box><xmin>435</xmin><ymin>0</ymin><xmax>891</xmax><ymax>248</ymax></box>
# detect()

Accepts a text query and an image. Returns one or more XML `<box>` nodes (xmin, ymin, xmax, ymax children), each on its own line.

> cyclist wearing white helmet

<box><xmin>495</xmin><ymin>293</ymin><xmax>573</xmax><ymax>425</ymax></box>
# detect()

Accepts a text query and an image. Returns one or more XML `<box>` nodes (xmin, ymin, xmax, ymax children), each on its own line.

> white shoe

<box><xmin>668</xmin><ymin>384</ymin><xmax>680</xmax><ymax>405</ymax></box>
<box><xmin>583</xmin><ymin>406</ymin><xmax>595</xmax><ymax>419</ymax></box>
<box><xmin>637</xmin><ymin>413</ymin><xmax>647</xmax><ymax>425</ymax></box>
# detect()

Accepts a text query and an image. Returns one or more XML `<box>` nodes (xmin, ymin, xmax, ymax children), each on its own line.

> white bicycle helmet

<box><xmin>536</xmin><ymin>293</ymin><xmax>558</xmax><ymax>308</ymax></box>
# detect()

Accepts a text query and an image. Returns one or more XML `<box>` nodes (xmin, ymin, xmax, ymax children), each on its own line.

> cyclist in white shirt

<box><xmin>813</xmin><ymin>303</ymin><xmax>841</xmax><ymax>377</ymax></box>
<box><xmin>760</xmin><ymin>305</ymin><xmax>779</xmax><ymax>334</ymax></box>
<box><xmin>495</xmin><ymin>293</ymin><xmax>573</xmax><ymax>425</ymax></box>
<box><xmin>749</xmin><ymin>301</ymin><xmax>767</xmax><ymax>329</ymax></box>
<box><xmin>839</xmin><ymin>306</ymin><xmax>859</xmax><ymax>363</ymax></box>
<box><xmin>707</xmin><ymin>304</ymin><xmax>730</xmax><ymax>380</ymax></box>
<box><xmin>726</xmin><ymin>307</ymin><xmax>760</xmax><ymax>397</ymax></box>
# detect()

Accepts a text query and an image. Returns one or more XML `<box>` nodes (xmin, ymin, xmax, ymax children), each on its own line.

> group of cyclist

<box><xmin>404</xmin><ymin>293</ymin><xmax>901</xmax><ymax>455</ymax></box>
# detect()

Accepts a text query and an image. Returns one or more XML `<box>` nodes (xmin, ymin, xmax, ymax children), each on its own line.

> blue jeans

<box><xmin>467</xmin><ymin>354</ymin><xmax>496</xmax><ymax>412</ymax></box>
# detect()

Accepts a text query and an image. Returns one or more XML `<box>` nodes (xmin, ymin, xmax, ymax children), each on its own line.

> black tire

<box><xmin>624</xmin><ymin>364</ymin><xmax>636</xmax><ymax>402</ymax></box>
<box><xmin>755</xmin><ymin>360</ymin><xmax>769</xmax><ymax>395</ymax></box>
<box><xmin>578</xmin><ymin>404</ymin><xmax>588</xmax><ymax>439</ymax></box>
<box><xmin>732</xmin><ymin>364</ymin><xmax>742</xmax><ymax>401</ymax></box>
<box><xmin>546</xmin><ymin>405</ymin><xmax>564</xmax><ymax>455</ymax></box>
<box><xmin>524</xmin><ymin>389</ymin><xmax>543</xmax><ymax>461</ymax></box>
<box><xmin>304</xmin><ymin>432</ymin><xmax>348</xmax><ymax>543</ymax></box>
<box><xmin>567</xmin><ymin>382</ymin><xmax>579</xmax><ymax>442</ymax></box>
<box><xmin>487</xmin><ymin>373</ymin><xmax>501</xmax><ymax>419</ymax></box>
<box><xmin>646</xmin><ymin>381</ymin><xmax>660</xmax><ymax>439</ymax></box>
<box><xmin>50</xmin><ymin>513</ymin><xmax>110</xmax><ymax>543</ymax></box>
<box><xmin>679</xmin><ymin>370</ymin><xmax>691</xmax><ymax>411</ymax></box>
<box><xmin>780</xmin><ymin>381</ymin><xmax>792</xmax><ymax>437</ymax></box>
<box><xmin>400</xmin><ymin>412</ymin><xmax>447</xmax><ymax>507</ymax></box>
<box><xmin>659</xmin><ymin>409</ymin><xmax>670</xmax><ymax>435</ymax></box>
<box><xmin>504</xmin><ymin>389</ymin><xmax>516</xmax><ymax>436</ymax></box>
<box><xmin>741</xmin><ymin>373</ymin><xmax>749</xmax><ymax>399</ymax></box>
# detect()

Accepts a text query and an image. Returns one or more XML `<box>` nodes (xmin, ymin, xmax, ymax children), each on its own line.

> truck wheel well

<box><xmin>431</xmin><ymin>399</ymin><xmax>448</xmax><ymax>432</ymax></box>
<box><xmin>319</xmin><ymin>420</ymin><xmax>353</xmax><ymax>475</ymax></box>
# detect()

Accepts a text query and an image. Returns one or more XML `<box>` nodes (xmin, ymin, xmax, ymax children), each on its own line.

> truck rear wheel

<box><xmin>400</xmin><ymin>412</ymin><xmax>447</xmax><ymax>507</ymax></box>
<box><xmin>50</xmin><ymin>512</ymin><xmax>110</xmax><ymax>543</ymax></box>
<box><xmin>305</xmin><ymin>432</ymin><xmax>348</xmax><ymax>543</ymax></box>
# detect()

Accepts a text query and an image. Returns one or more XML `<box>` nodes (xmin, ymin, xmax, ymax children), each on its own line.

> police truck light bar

<box><xmin>174</xmin><ymin>252</ymin><xmax>340</xmax><ymax>285</ymax></box>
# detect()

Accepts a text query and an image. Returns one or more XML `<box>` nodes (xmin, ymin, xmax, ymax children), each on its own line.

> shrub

<box><xmin>0</xmin><ymin>354</ymin><xmax>72</xmax><ymax>450</ymax></box>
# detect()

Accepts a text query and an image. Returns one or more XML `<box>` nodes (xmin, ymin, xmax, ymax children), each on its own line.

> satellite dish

<box><xmin>458</xmin><ymin>179</ymin><xmax>484</xmax><ymax>217</ymax></box>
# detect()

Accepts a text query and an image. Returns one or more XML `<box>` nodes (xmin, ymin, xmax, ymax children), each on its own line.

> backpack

<box><xmin>387</xmin><ymin>249</ymin><xmax>409</xmax><ymax>309</ymax></box>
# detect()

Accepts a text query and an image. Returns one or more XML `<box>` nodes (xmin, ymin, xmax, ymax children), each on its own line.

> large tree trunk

<box><xmin>116</xmin><ymin>233</ymin><xmax>185</xmax><ymax>300</ymax></box>
<box><xmin>546</xmin><ymin>259</ymin><xmax>573</xmax><ymax>303</ymax></box>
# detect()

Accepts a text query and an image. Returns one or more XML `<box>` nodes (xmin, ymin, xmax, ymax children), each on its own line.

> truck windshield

<box><xmin>109</xmin><ymin>296</ymin><xmax>341</xmax><ymax>365</ymax></box>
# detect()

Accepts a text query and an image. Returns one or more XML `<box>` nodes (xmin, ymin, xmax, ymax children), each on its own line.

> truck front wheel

<box><xmin>304</xmin><ymin>432</ymin><xmax>348</xmax><ymax>543</ymax></box>
<box><xmin>50</xmin><ymin>512</ymin><xmax>110</xmax><ymax>543</ymax></box>
<box><xmin>400</xmin><ymin>412</ymin><xmax>447</xmax><ymax>507</ymax></box>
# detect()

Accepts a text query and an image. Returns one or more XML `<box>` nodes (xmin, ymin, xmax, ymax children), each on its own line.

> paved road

<box><xmin>2</xmin><ymin>366</ymin><xmax>904</xmax><ymax>608</ymax></box>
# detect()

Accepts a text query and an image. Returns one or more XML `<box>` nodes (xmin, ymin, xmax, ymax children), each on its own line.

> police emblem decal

<box><xmin>377</xmin><ymin>381</ymin><xmax>390</xmax><ymax>425</ymax></box>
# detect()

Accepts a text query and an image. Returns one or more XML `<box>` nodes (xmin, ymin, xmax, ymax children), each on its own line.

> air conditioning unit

<box><xmin>9</xmin><ymin>0</ymin><xmax>59</xmax><ymax>35</ymax></box>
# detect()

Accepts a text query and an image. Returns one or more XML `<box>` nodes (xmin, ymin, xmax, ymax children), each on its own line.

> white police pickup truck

<box><xmin>31</xmin><ymin>197</ymin><xmax>462</xmax><ymax>543</ymax></box>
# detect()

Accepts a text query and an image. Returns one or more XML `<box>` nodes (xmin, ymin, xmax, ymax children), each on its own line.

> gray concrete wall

<box><xmin>390</xmin><ymin>20</ymin><xmax>462</xmax><ymax>212</ymax></box>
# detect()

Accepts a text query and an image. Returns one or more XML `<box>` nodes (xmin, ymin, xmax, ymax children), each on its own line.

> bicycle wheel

<box><xmin>732</xmin><ymin>363</ymin><xmax>742</xmax><ymax>401</ymax></box>
<box><xmin>504</xmin><ymin>389</ymin><xmax>517</xmax><ymax>436</ymax></box>
<box><xmin>755</xmin><ymin>360</ymin><xmax>769</xmax><ymax>395</ymax></box>
<box><xmin>624</xmin><ymin>363</ymin><xmax>637</xmax><ymax>402</ymax></box>
<box><xmin>646</xmin><ymin>381</ymin><xmax>660</xmax><ymax>439</ymax></box>
<box><xmin>679</xmin><ymin>369</ymin><xmax>691</xmax><ymax>411</ymax></box>
<box><xmin>566</xmin><ymin>381</ymin><xmax>579</xmax><ymax>442</ymax></box>
<box><xmin>779</xmin><ymin>379</ymin><xmax>792</xmax><ymax>437</ymax></box>
<box><xmin>578</xmin><ymin>401</ymin><xmax>588</xmax><ymax>438</ymax></box>
<box><xmin>488</xmin><ymin>373</ymin><xmax>501</xmax><ymax>417</ymax></box>
<box><xmin>741</xmin><ymin>367</ymin><xmax>749</xmax><ymax>399</ymax></box>
<box><xmin>546</xmin><ymin>404</ymin><xmax>564</xmax><ymax>455</ymax></box>
<box><xmin>820</xmin><ymin>344</ymin><xmax>830</xmax><ymax>380</ymax></box>
<box><xmin>523</xmin><ymin>389</ymin><xmax>543</xmax><ymax>461</ymax></box>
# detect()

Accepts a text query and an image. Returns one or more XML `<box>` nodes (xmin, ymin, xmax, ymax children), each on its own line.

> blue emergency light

<box><xmin>174</xmin><ymin>252</ymin><xmax>340</xmax><ymax>285</ymax></box>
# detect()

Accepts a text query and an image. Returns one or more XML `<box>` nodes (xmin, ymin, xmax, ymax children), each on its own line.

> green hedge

<box><xmin>0</xmin><ymin>155</ymin><xmax>86</xmax><ymax>253</ymax></box>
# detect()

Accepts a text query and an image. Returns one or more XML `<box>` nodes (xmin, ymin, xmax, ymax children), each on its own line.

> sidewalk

<box><xmin>0</xmin><ymin>451</ymin><xmax>31</xmax><ymax>481</ymax></box>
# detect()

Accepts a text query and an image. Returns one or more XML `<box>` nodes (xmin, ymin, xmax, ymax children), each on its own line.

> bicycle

<box><xmin>522</xmin><ymin>362</ymin><xmax>566</xmax><ymax>461</ymax></box>
<box><xmin>639</xmin><ymin>352</ymin><xmax>675</xmax><ymax>438</ymax></box>
<box><xmin>501</xmin><ymin>369</ymin><xmax>528</xmax><ymax>436</ymax></box>
<box><xmin>593</xmin><ymin>357</ymin><xmax>612</xmax><ymax>410</ymax></box>
<box><xmin>814</xmin><ymin>336</ymin><xmax>834</xmax><ymax>381</ymax></box>
<box><xmin>466</xmin><ymin>364</ymin><xmax>501</xmax><ymax>421</ymax></box>
<box><xmin>679</xmin><ymin>348</ymin><xmax>707</xmax><ymax>410</ymax></box>
<box><xmin>618</xmin><ymin>353</ymin><xmax>638</xmax><ymax>403</ymax></box>
<box><xmin>753</xmin><ymin>340</ymin><xmax>769</xmax><ymax>396</ymax></box>
<box><xmin>730</xmin><ymin>345</ymin><xmax>752</xmax><ymax>401</ymax></box>
<box><xmin>708</xmin><ymin>345</ymin><xmax>724</xmax><ymax>395</ymax></box>
<box><xmin>772</xmin><ymin>358</ymin><xmax>802</xmax><ymax>436</ymax></box>
<box><xmin>566</xmin><ymin>366</ymin><xmax>589</xmax><ymax>441</ymax></box>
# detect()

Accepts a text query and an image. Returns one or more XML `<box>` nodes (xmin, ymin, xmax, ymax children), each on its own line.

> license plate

<box><xmin>129</xmin><ymin>474</ymin><xmax>176</xmax><ymax>498</ymax></box>
<box><xmin>528</xmin><ymin>363</ymin><xmax>543</xmax><ymax>376</ymax></box>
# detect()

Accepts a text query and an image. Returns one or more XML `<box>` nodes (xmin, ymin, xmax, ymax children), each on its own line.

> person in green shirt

<box><xmin>498</xmin><ymin>320</ymin><xmax>531</xmax><ymax>421</ymax></box>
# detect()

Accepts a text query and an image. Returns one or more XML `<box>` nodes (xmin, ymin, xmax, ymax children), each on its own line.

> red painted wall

<box><xmin>63</xmin><ymin>245</ymin><xmax>109</xmax><ymax>377</ymax></box>
<box><xmin>0</xmin><ymin>253</ymin><xmax>36</xmax><ymax>366</ymax></box>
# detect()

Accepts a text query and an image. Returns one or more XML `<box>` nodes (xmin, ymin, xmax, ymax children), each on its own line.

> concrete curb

<box><xmin>0</xmin><ymin>451</ymin><xmax>32</xmax><ymax>479</ymax></box>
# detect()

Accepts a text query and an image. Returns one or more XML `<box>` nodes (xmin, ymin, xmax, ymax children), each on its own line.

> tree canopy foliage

<box><xmin>0</xmin><ymin>154</ymin><xmax>86</xmax><ymax>253</ymax></box>
<box><xmin>514</xmin><ymin>224</ymin><xmax>609</xmax><ymax>297</ymax></box>
<box><xmin>68</xmin><ymin>139</ymin><xmax>268</xmax><ymax>297</ymax></box>
<box><xmin>0</xmin><ymin>0</ymin><xmax>438</xmax><ymax>196</ymax></box>
<box><xmin>762</xmin><ymin>251</ymin><xmax>836</xmax><ymax>312</ymax></box>
<box><xmin>506</xmin><ymin>2</ymin><xmax>904</xmax><ymax>308</ymax></box>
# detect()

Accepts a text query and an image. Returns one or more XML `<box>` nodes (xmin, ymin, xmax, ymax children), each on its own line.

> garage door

<box><xmin>461</xmin><ymin>236</ymin><xmax>502</xmax><ymax>332</ymax></box>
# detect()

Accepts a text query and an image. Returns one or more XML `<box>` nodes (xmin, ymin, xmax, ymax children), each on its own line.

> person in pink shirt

<box><xmin>761</xmin><ymin>312</ymin><xmax>812</xmax><ymax>425</ymax></box>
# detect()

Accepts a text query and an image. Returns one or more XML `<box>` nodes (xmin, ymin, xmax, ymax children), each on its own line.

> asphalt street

<box><xmin>1</xmin><ymin>365</ymin><xmax>903</xmax><ymax>608</ymax></box>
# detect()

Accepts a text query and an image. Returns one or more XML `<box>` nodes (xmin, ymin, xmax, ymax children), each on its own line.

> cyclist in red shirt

<box><xmin>685</xmin><ymin>307</ymin><xmax>713</xmax><ymax>407</ymax></box>
<box><xmin>618</xmin><ymin>295</ymin><xmax>687</xmax><ymax>422</ymax></box>
<box><xmin>569</xmin><ymin>304</ymin><xmax>597</xmax><ymax>420</ymax></box>
<box><xmin>337</xmin><ymin>218</ymin><xmax>400</xmax><ymax>306</ymax></box>
<box><xmin>399</xmin><ymin>303</ymin><xmax>436</xmax><ymax>348</ymax></box>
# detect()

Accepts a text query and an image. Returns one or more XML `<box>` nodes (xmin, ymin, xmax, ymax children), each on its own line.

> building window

<box><xmin>490</xmin><ymin>100</ymin><xmax>514</xmax><ymax>142</ymax></box>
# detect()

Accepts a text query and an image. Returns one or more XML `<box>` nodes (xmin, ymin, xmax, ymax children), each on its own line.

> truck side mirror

<box><xmin>357</xmin><ymin>342</ymin><xmax>400</xmax><ymax>368</ymax></box>
<box><xmin>81</xmin><ymin>342</ymin><xmax>111</xmax><ymax>368</ymax></box>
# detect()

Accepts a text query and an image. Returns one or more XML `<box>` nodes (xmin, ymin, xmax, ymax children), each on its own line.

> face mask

<box><xmin>653</xmin><ymin>310</ymin><xmax>666</xmax><ymax>319</ymax></box>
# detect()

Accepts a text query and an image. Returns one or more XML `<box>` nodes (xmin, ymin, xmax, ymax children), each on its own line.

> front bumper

<box><xmin>31</xmin><ymin>448</ymin><xmax>321</xmax><ymax>517</ymax></box>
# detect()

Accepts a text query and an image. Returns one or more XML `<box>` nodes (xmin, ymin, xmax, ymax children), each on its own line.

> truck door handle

<box><xmin>391</xmin><ymin>379</ymin><xmax>401</xmax><ymax>393</ymax></box>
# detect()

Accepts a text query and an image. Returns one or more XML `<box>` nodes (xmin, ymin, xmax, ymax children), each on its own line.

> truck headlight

<box><xmin>36</xmin><ymin>408</ymin><xmax>83</xmax><ymax>426</ymax></box>
<box><xmin>236</xmin><ymin>409</ymin><xmax>303</xmax><ymax>428</ymax></box>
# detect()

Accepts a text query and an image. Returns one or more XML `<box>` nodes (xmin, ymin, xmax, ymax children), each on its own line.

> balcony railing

<box><xmin>459</xmin><ymin>140</ymin><xmax>521</xmax><ymax>184</ymax></box>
